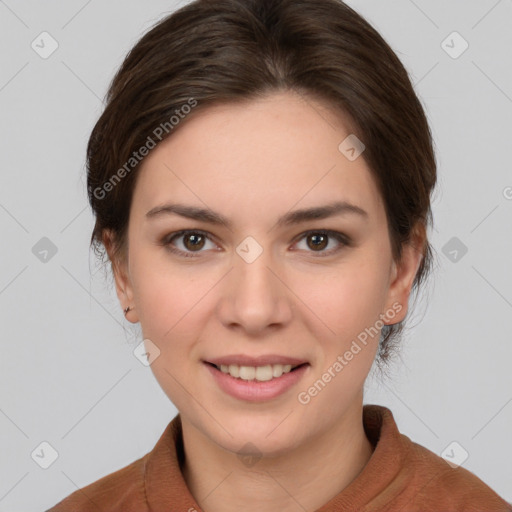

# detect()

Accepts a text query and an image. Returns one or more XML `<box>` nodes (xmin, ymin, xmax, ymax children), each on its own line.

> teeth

<box><xmin>239</xmin><ymin>366</ymin><xmax>255</xmax><ymax>380</ymax></box>
<box><xmin>218</xmin><ymin>363</ymin><xmax>295</xmax><ymax>381</ymax></box>
<box><xmin>228</xmin><ymin>364</ymin><xmax>239</xmax><ymax>378</ymax></box>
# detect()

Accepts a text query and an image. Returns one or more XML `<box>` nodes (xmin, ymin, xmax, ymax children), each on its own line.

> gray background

<box><xmin>0</xmin><ymin>0</ymin><xmax>511</xmax><ymax>510</ymax></box>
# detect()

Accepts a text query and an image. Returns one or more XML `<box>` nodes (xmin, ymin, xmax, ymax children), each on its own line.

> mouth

<box><xmin>203</xmin><ymin>358</ymin><xmax>310</xmax><ymax>402</ymax></box>
<box><xmin>204</xmin><ymin>361</ymin><xmax>309</xmax><ymax>382</ymax></box>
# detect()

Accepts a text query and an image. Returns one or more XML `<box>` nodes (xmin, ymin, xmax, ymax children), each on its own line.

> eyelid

<box><xmin>290</xmin><ymin>230</ymin><xmax>351</xmax><ymax>256</ymax></box>
<box><xmin>160</xmin><ymin>229</ymin><xmax>351</xmax><ymax>258</ymax></box>
<box><xmin>160</xmin><ymin>229</ymin><xmax>220</xmax><ymax>257</ymax></box>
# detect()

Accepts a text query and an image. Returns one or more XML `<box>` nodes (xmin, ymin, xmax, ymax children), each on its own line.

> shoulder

<box><xmin>400</xmin><ymin>435</ymin><xmax>511</xmax><ymax>510</ymax></box>
<box><xmin>46</xmin><ymin>414</ymin><xmax>189</xmax><ymax>512</ymax></box>
<box><xmin>363</xmin><ymin>405</ymin><xmax>512</xmax><ymax>511</ymax></box>
<box><xmin>45</xmin><ymin>453</ymin><xmax>149</xmax><ymax>511</ymax></box>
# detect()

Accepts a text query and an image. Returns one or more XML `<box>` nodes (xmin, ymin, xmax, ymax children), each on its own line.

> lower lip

<box><xmin>205</xmin><ymin>363</ymin><xmax>309</xmax><ymax>402</ymax></box>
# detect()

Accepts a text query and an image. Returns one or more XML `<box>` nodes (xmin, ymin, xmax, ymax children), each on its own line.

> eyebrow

<box><xmin>145</xmin><ymin>201</ymin><xmax>369</xmax><ymax>229</ymax></box>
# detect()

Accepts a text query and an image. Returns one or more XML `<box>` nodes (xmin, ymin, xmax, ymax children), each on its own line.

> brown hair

<box><xmin>87</xmin><ymin>0</ymin><xmax>438</xmax><ymax>369</ymax></box>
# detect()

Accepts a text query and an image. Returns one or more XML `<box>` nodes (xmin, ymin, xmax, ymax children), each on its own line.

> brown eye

<box><xmin>294</xmin><ymin>230</ymin><xmax>351</xmax><ymax>257</ymax></box>
<box><xmin>306</xmin><ymin>233</ymin><xmax>328</xmax><ymax>251</ymax></box>
<box><xmin>161</xmin><ymin>230</ymin><xmax>217</xmax><ymax>258</ymax></box>
<box><xmin>183</xmin><ymin>233</ymin><xmax>206</xmax><ymax>251</ymax></box>
<box><xmin>161</xmin><ymin>229</ymin><xmax>351</xmax><ymax>259</ymax></box>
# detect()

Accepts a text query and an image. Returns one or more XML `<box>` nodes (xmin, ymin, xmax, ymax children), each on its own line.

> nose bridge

<box><xmin>233</xmin><ymin>236</ymin><xmax>280</xmax><ymax>302</ymax></box>
<box><xmin>217</xmin><ymin>235</ymin><xmax>293</xmax><ymax>332</ymax></box>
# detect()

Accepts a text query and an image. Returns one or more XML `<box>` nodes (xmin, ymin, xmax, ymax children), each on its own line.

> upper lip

<box><xmin>205</xmin><ymin>355</ymin><xmax>308</xmax><ymax>367</ymax></box>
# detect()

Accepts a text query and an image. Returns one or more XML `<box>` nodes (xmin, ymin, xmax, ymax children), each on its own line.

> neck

<box><xmin>181</xmin><ymin>402</ymin><xmax>374</xmax><ymax>512</ymax></box>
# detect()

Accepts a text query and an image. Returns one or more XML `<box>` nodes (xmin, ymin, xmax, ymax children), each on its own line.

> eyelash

<box><xmin>159</xmin><ymin>229</ymin><xmax>352</xmax><ymax>258</ymax></box>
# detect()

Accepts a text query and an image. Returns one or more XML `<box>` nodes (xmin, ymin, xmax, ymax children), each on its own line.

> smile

<box><xmin>204</xmin><ymin>361</ymin><xmax>310</xmax><ymax>402</ymax></box>
<box><xmin>216</xmin><ymin>363</ymin><xmax>303</xmax><ymax>381</ymax></box>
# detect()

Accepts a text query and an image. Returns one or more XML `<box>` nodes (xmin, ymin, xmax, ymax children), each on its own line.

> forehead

<box><xmin>132</xmin><ymin>91</ymin><xmax>385</xmax><ymax>224</ymax></box>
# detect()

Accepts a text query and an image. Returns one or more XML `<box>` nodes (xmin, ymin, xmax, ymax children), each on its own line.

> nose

<box><xmin>215</xmin><ymin>245</ymin><xmax>293</xmax><ymax>336</ymax></box>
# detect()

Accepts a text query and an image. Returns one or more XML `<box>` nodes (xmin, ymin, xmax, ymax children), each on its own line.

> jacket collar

<box><xmin>143</xmin><ymin>404</ymin><xmax>406</xmax><ymax>510</ymax></box>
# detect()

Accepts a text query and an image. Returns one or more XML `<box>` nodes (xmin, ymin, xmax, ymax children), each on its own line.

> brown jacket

<box><xmin>47</xmin><ymin>404</ymin><xmax>512</xmax><ymax>511</ymax></box>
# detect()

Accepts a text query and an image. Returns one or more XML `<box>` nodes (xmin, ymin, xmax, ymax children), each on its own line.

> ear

<box><xmin>102</xmin><ymin>229</ymin><xmax>139</xmax><ymax>323</ymax></box>
<box><xmin>383</xmin><ymin>221</ymin><xmax>426</xmax><ymax>324</ymax></box>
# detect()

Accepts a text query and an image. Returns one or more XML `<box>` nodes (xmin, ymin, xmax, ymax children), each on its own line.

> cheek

<box><xmin>131</xmin><ymin>262</ymin><xmax>209</xmax><ymax>407</ymax></box>
<box><xmin>136</xmin><ymin>279</ymin><xmax>195</xmax><ymax>342</ymax></box>
<box><xmin>292</xmin><ymin>257</ymin><xmax>390</xmax><ymax>339</ymax></box>
<box><xmin>129</xmin><ymin>250</ymin><xmax>176</xmax><ymax>339</ymax></box>
<box><xmin>131</xmin><ymin>255</ymin><xmax>217</xmax><ymax>345</ymax></box>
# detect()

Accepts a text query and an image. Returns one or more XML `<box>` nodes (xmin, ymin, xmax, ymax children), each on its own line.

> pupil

<box><xmin>186</xmin><ymin>234</ymin><xmax>204</xmax><ymax>250</ymax></box>
<box><xmin>310</xmin><ymin>234</ymin><xmax>327</xmax><ymax>250</ymax></box>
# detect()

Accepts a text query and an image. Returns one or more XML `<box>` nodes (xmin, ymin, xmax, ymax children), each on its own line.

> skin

<box><xmin>105</xmin><ymin>90</ymin><xmax>425</xmax><ymax>512</ymax></box>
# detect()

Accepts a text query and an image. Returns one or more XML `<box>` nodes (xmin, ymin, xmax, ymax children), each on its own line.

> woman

<box><xmin>47</xmin><ymin>0</ymin><xmax>511</xmax><ymax>510</ymax></box>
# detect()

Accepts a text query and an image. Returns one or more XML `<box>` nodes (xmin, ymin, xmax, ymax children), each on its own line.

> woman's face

<box><xmin>109</xmin><ymin>91</ymin><xmax>422</xmax><ymax>456</ymax></box>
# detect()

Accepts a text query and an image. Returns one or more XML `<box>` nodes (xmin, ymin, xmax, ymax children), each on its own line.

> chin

<box><xmin>201</xmin><ymin>410</ymin><xmax>306</xmax><ymax>458</ymax></box>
